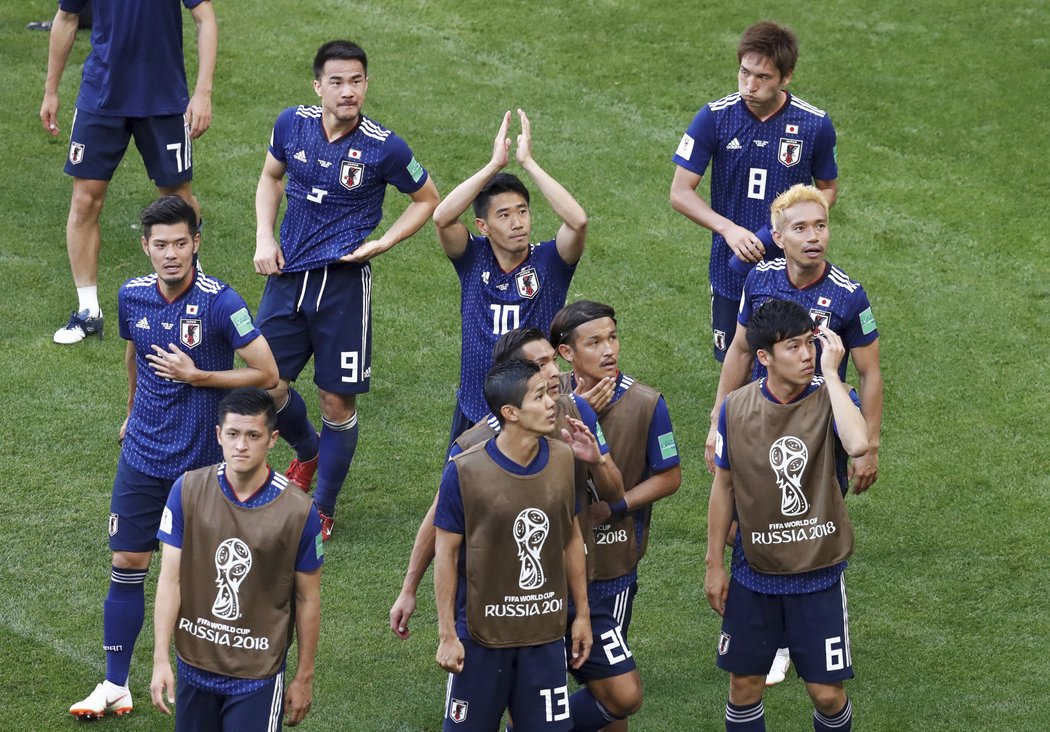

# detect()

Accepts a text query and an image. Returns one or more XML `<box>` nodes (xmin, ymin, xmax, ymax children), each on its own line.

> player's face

<box><xmin>518</xmin><ymin>339</ymin><xmax>561</xmax><ymax>398</ymax></box>
<box><xmin>477</xmin><ymin>193</ymin><xmax>531</xmax><ymax>257</ymax></box>
<box><xmin>772</xmin><ymin>201</ymin><xmax>829</xmax><ymax>273</ymax></box>
<box><xmin>314</xmin><ymin>59</ymin><xmax>368</xmax><ymax>127</ymax></box>
<box><xmin>738</xmin><ymin>53</ymin><xmax>790</xmax><ymax>115</ymax></box>
<box><xmin>760</xmin><ymin>332</ymin><xmax>817</xmax><ymax>389</ymax></box>
<box><xmin>216</xmin><ymin>412</ymin><xmax>279</xmax><ymax>477</ymax></box>
<box><xmin>511</xmin><ymin>372</ymin><xmax>558</xmax><ymax>435</ymax></box>
<box><xmin>564</xmin><ymin>317</ymin><xmax>619</xmax><ymax>383</ymax></box>
<box><xmin>141</xmin><ymin>222</ymin><xmax>200</xmax><ymax>293</ymax></box>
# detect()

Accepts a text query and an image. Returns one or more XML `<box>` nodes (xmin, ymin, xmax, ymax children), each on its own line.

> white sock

<box><xmin>76</xmin><ymin>286</ymin><xmax>100</xmax><ymax>316</ymax></box>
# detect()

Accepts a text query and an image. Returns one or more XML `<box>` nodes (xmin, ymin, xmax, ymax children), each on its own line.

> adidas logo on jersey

<box><xmin>726</xmin><ymin>138</ymin><xmax>742</xmax><ymax>150</ymax></box>
<box><xmin>294</xmin><ymin>150</ymin><xmax>308</xmax><ymax>163</ymax></box>
<box><xmin>135</xmin><ymin>317</ymin><xmax>150</xmax><ymax>330</ymax></box>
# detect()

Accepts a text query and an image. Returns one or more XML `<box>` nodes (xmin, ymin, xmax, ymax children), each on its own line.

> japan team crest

<box><xmin>69</xmin><ymin>142</ymin><xmax>85</xmax><ymax>165</ymax></box>
<box><xmin>808</xmin><ymin>309</ymin><xmax>831</xmax><ymax>329</ymax></box>
<box><xmin>449</xmin><ymin>698</ymin><xmax>469</xmax><ymax>723</ymax></box>
<box><xmin>340</xmin><ymin>160</ymin><xmax>364</xmax><ymax>191</ymax></box>
<box><xmin>714</xmin><ymin>329</ymin><xmax>727</xmax><ymax>352</ymax></box>
<box><xmin>514</xmin><ymin>266</ymin><xmax>540</xmax><ymax>299</ymax></box>
<box><xmin>718</xmin><ymin>631</ymin><xmax>731</xmax><ymax>655</ymax></box>
<box><xmin>180</xmin><ymin>318</ymin><xmax>202</xmax><ymax>349</ymax></box>
<box><xmin>108</xmin><ymin>513</ymin><xmax>119</xmax><ymax>537</ymax></box>
<box><xmin>778</xmin><ymin>138</ymin><xmax>803</xmax><ymax>168</ymax></box>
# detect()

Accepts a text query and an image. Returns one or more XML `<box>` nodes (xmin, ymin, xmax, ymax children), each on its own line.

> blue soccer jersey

<box><xmin>673</xmin><ymin>92</ymin><xmax>837</xmax><ymax>300</ymax></box>
<box><xmin>61</xmin><ymin>0</ymin><xmax>203</xmax><ymax>117</ymax></box>
<box><xmin>268</xmin><ymin>106</ymin><xmax>428</xmax><ymax>272</ymax></box>
<box><xmin>453</xmin><ymin>235</ymin><xmax>576</xmax><ymax>422</ymax></box>
<box><xmin>118</xmin><ymin>272</ymin><xmax>262</xmax><ymax>480</ymax></box>
<box><xmin>739</xmin><ymin>258</ymin><xmax>878</xmax><ymax>382</ymax></box>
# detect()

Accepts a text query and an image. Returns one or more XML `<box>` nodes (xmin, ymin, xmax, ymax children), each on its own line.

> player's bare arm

<box><xmin>817</xmin><ymin>327</ymin><xmax>869</xmax><ymax>458</ymax></box>
<box><xmin>514</xmin><ymin>109</ymin><xmax>588</xmax><ymax>266</ymax></box>
<box><xmin>390</xmin><ymin>492</ymin><xmax>440</xmax><ymax>639</ymax></box>
<box><xmin>145</xmin><ymin>335</ymin><xmax>278</xmax><ymax>390</ymax></box>
<box><xmin>39</xmin><ymin>9</ymin><xmax>79</xmax><ymax>136</ymax></box>
<box><xmin>432</xmin><ymin>110</ymin><xmax>513</xmax><ymax>258</ymax></box>
<box><xmin>814</xmin><ymin>178</ymin><xmax>838</xmax><ymax>208</ymax></box>
<box><xmin>847</xmin><ymin>339</ymin><xmax>882</xmax><ymax>493</ymax></box>
<box><xmin>670</xmin><ymin>165</ymin><xmax>765</xmax><ymax>262</ymax></box>
<box><xmin>620</xmin><ymin>463</ymin><xmax>681</xmax><ymax>512</ymax></box>
<box><xmin>254</xmin><ymin>152</ymin><xmax>288</xmax><ymax>275</ymax></box>
<box><xmin>706</xmin><ymin>322</ymin><xmax>753</xmax><ymax>473</ymax></box>
<box><xmin>704</xmin><ymin>468</ymin><xmax>734</xmax><ymax>616</ymax></box>
<box><xmin>342</xmin><ymin>176</ymin><xmax>440</xmax><ymax>264</ymax></box>
<box><xmin>150</xmin><ymin>544</ymin><xmax>182</xmax><ymax>715</ymax></box>
<box><xmin>434</xmin><ymin>528</ymin><xmax>465</xmax><ymax>673</ymax></box>
<box><xmin>285</xmin><ymin>567</ymin><xmax>322</xmax><ymax>727</ymax></box>
<box><xmin>185</xmin><ymin>0</ymin><xmax>217</xmax><ymax>140</ymax></box>
<box><xmin>565</xmin><ymin>516</ymin><xmax>592</xmax><ymax>669</ymax></box>
<box><xmin>120</xmin><ymin>341</ymin><xmax>137</xmax><ymax>442</ymax></box>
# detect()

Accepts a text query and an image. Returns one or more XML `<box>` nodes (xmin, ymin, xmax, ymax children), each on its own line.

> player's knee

<box><xmin>318</xmin><ymin>389</ymin><xmax>355</xmax><ymax>422</ymax></box>
<box><xmin>69</xmin><ymin>181</ymin><xmax>106</xmax><ymax>221</ymax></box>
<box><xmin>594</xmin><ymin>673</ymin><xmax>643</xmax><ymax>717</ymax></box>
<box><xmin>268</xmin><ymin>381</ymin><xmax>290</xmax><ymax>409</ymax></box>
<box><xmin>728</xmin><ymin>673</ymin><xmax>765</xmax><ymax>706</ymax></box>
<box><xmin>806</xmin><ymin>682</ymin><xmax>845</xmax><ymax>714</ymax></box>
<box><xmin>112</xmin><ymin>550</ymin><xmax>151</xmax><ymax>570</ymax></box>
<box><xmin>159</xmin><ymin>182</ymin><xmax>198</xmax><ymax>215</ymax></box>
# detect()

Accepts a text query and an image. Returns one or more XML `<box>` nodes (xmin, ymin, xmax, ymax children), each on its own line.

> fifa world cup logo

<box><xmin>513</xmin><ymin>508</ymin><xmax>550</xmax><ymax>590</ymax></box>
<box><xmin>769</xmin><ymin>436</ymin><xmax>810</xmax><ymax>516</ymax></box>
<box><xmin>212</xmin><ymin>538</ymin><xmax>252</xmax><ymax>620</ymax></box>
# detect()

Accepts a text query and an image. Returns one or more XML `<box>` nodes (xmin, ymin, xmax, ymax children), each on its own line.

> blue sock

<box><xmin>814</xmin><ymin>698</ymin><xmax>852</xmax><ymax>731</ymax></box>
<box><xmin>313</xmin><ymin>413</ymin><xmax>358</xmax><ymax>517</ymax></box>
<box><xmin>726</xmin><ymin>699</ymin><xmax>765</xmax><ymax>731</ymax></box>
<box><xmin>276</xmin><ymin>388</ymin><xmax>319</xmax><ymax>461</ymax></box>
<box><xmin>103</xmin><ymin>567</ymin><xmax>148</xmax><ymax>686</ymax></box>
<box><xmin>569</xmin><ymin>687</ymin><xmax>621</xmax><ymax>731</ymax></box>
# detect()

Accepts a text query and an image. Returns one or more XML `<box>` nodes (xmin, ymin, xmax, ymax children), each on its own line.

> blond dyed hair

<box><xmin>770</xmin><ymin>184</ymin><xmax>829</xmax><ymax>233</ymax></box>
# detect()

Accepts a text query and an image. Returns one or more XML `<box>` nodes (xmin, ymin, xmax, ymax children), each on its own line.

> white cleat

<box><xmin>69</xmin><ymin>680</ymin><xmax>133</xmax><ymax>719</ymax></box>
<box><xmin>765</xmin><ymin>647</ymin><xmax>791</xmax><ymax>686</ymax></box>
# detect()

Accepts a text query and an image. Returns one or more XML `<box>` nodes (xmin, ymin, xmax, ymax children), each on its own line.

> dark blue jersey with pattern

<box><xmin>268</xmin><ymin>106</ymin><xmax>428</xmax><ymax>272</ymax></box>
<box><xmin>673</xmin><ymin>92</ymin><xmax>837</xmax><ymax>299</ymax></box>
<box><xmin>118</xmin><ymin>272</ymin><xmax>261</xmax><ymax>480</ymax></box>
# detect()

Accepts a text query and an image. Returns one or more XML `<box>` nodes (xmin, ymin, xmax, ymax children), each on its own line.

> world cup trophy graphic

<box><xmin>513</xmin><ymin>508</ymin><xmax>550</xmax><ymax>590</ymax></box>
<box><xmin>769</xmin><ymin>436</ymin><xmax>810</xmax><ymax>516</ymax></box>
<box><xmin>212</xmin><ymin>538</ymin><xmax>252</xmax><ymax>620</ymax></box>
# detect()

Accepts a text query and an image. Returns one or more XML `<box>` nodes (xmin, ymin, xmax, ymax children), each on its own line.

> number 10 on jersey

<box><xmin>490</xmin><ymin>304</ymin><xmax>521</xmax><ymax>335</ymax></box>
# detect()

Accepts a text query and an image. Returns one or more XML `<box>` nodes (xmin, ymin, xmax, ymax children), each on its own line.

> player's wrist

<box><xmin>608</xmin><ymin>497</ymin><xmax>629</xmax><ymax>519</ymax></box>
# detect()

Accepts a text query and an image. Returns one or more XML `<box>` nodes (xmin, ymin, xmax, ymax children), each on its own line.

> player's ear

<box><xmin>192</xmin><ymin>233</ymin><xmax>201</xmax><ymax>254</ymax></box>
<box><xmin>500</xmin><ymin>403</ymin><xmax>519</xmax><ymax>425</ymax></box>
<box><xmin>475</xmin><ymin>217</ymin><xmax>489</xmax><ymax>236</ymax></box>
<box><xmin>313</xmin><ymin>79</ymin><xmax>322</xmax><ymax>98</ymax></box>
<box><xmin>780</xmin><ymin>69</ymin><xmax>793</xmax><ymax>88</ymax></box>
<box><xmin>756</xmin><ymin>347</ymin><xmax>772</xmax><ymax>368</ymax></box>
<box><xmin>215</xmin><ymin>424</ymin><xmax>222</xmax><ymax>444</ymax></box>
<box><xmin>267</xmin><ymin>429</ymin><xmax>280</xmax><ymax>450</ymax></box>
<box><xmin>141</xmin><ymin>236</ymin><xmax>150</xmax><ymax>255</ymax></box>
<box><xmin>556</xmin><ymin>342</ymin><xmax>574</xmax><ymax>363</ymax></box>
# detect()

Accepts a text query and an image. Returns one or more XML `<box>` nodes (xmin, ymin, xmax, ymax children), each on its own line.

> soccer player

<box><xmin>670</xmin><ymin>20</ymin><xmax>838</xmax><ymax>361</ymax></box>
<box><xmin>389</xmin><ymin>328</ymin><xmax>622</xmax><ymax>641</ymax></box>
<box><xmin>434</xmin><ymin>109</ymin><xmax>587</xmax><ymax>446</ymax></box>
<box><xmin>42</xmin><ymin>0</ymin><xmax>217</xmax><ymax>344</ymax></box>
<box><xmin>434</xmin><ymin>359</ymin><xmax>592</xmax><ymax>731</ymax></box>
<box><xmin>705</xmin><ymin>298</ymin><xmax>868</xmax><ymax>731</ymax></box>
<box><xmin>151</xmin><ymin>388</ymin><xmax>323</xmax><ymax>730</ymax></box>
<box><xmin>69</xmin><ymin>196</ymin><xmax>278</xmax><ymax>719</ymax></box>
<box><xmin>253</xmin><ymin>39</ymin><xmax>440</xmax><ymax>540</ymax></box>
<box><xmin>549</xmin><ymin>301</ymin><xmax>682</xmax><ymax>731</ymax></box>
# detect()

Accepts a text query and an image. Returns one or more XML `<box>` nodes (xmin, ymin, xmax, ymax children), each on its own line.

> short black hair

<box><xmin>314</xmin><ymin>39</ymin><xmax>367</xmax><ymax>78</ymax></box>
<box><xmin>141</xmin><ymin>196</ymin><xmax>197</xmax><ymax>240</ymax></box>
<box><xmin>549</xmin><ymin>300</ymin><xmax>617</xmax><ymax>348</ymax></box>
<box><xmin>484</xmin><ymin>359</ymin><xmax>541</xmax><ymax>426</ymax></box>
<box><xmin>473</xmin><ymin>173</ymin><xmax>530</xmax><ymax>220</ymax></box>
<box><xmin>745</xmin><ymin>298</ymin><xmax>813</xmax><ymax>355</ymax></box>
<box><xmin>217</xmin><ymin>387</ymin><xmax>277</xmax><ymax>432</ymax></box>
<box><xmin>492</xmin><ymin>327</ymin><xmax>547</xmax><ymax>366</ymax></box>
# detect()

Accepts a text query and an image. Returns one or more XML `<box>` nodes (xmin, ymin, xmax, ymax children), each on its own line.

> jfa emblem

<box><xmin>449</xmin><ymin>698</ymin><xmax>468</xmax><ymax>723</ymax></box>
<box><xmin>809</xmin><ymin>309</ymin><xmax>831</xmax><ymax>329</ymax></box>
<box><xmin>69</xmin><ymin>142</ymin><xmax>85</xmax><ymax>165</ymax></box>
<box><xmin>108</xmin><ymin>513</ymin><xmax>119</xmax><ymax>537</ymax></box>
<box><xmin>718</xmin><ymin>631</ymin><xmax>731</xmax><ymax>655</ymax></box>
<box><xmin>778</xmin><ymin>138</ymin><xmax>803</xmax><ymax>167</ymax></box>
<box><xmin>714</xmin><ymin>329</ymin><xmax>727</xmax><ymax>352</ymax></box>
<box><xmin>180</xmin><ymin>318</ymin><xmax>202</xmax><ymax>349</ymax></box>
<box><xmin>514</xmin><ymin>266</ymin><xmax>540</xmax><ymax>299</ymax></box>
<box><xmin>340</xmin><ymin>160</ymin><xmax>364</xmax><ymax>191</ymax></box>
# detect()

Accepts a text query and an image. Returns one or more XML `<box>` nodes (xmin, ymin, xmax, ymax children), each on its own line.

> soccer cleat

<box><xmin>285</xmin><ymin>452</ymin><xmax>319</xmax><ymax>492</ymax></box>
<box><xmin>69</xmin><ymin>681</ymin><xmax>133</xmax><ymax>719</ymax></box>
<box><xmin>54</xmin><ymin>308</ymin><xmax>104</xmax><ymax>344</ymax></box>
<box><xmin>318</xmin><ymin>510</ymin><xmax>334</xmax><ymax>542</ymax></box>
<box><xmin>765</xmin><ymin>647</ymin><xmax>791</xmax><ymax>686</ymax></box>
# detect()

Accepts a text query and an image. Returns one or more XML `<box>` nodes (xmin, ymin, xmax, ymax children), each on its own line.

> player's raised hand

<box><xmin>490</xmin><ymin>110</ymin><xmax>512</xmax><ymax>169</ymax></box>
<box><xmin>561</xmin><ymin>417</ymin><xmax>602</xmax><ymax>464</ymax></box>
<box><xmin>389</xmin><ymin>590</ymin><xmax>417</xmax><ymax>639</ymax></box>
<box><xmin>576</xmin><ymin>376</ymin><xmax>614</xmax><ymax>413</ymax></box>
<box><xmin>569</xmin><ymin>614</ymin><xmax>592</xmax><ymax>670</ymax></box>
<box><xmin>40</xmin><ymin>92</ymin><xmax>61</xmax><ymax>136</ymax></box>
<box><xmin>147</xmin><ymin>343</ymin><xmax>199</xmax><ymax>384</ymax></box>
<box><xmin>515</xmin><ymin>108</ymin><xmax>533</xmax><ymax>165</ymax></box>
<box><xmin>723</xmin><ymin>223</ymin><xmax>765</xmax><ymax>262</ymax></box>
<box><xmin>848</xmin><ymin>449</ymin><xmax>878</xmax><ymax>494</ymax></box>
<box><xmin>704</xmin><ymin>564</ymin><xmax>729</xmax><ymax>616</ymax></box>
<box><xmin>437</xmin><ymin>637</ymin><xmax>465</xmax><ymax>674</ymax></box>
<box><xmin>149</xmin><ymin>659</ymin><xmax>175</xmax><ymax>715</ymax></box>
<box><xmin>284</xmin><ymin>674</ymin><xmax>313</xmax><ymax>726</ymax></box>
<box><xmin>185</xmin><ymin>92</ymin><xmax>213</xmax><ymax>140</ymax></box>
<box><xmin>815</xmin><ymin>325</ymin><xmax>846</xmax><ymax>377</ymax></box>
<box><xmin>253</xmin><ymin>234</ymin><xmax>285</xmax><ymax>275</ymax></box>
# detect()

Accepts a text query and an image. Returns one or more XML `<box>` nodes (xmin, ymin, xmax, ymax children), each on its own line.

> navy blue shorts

<box><xmin>711</xmin><ymin>292</ymin><xmax>740</xmax><ymax>362</ymax></box>
<box><xmin>444</xmin><ymin>636</ymin><xmax>571</xmax><ymax>731</ymax></box>
<box><xmin>716</xmin><ymin>575</ymin><xmax>854</xmax><ymax>684</ymax></box>
<box><xmin>65</xmin><ymin>108</ymin><xmax>192</xmax><ymax>186</ymax></box>
<box><xmin>109</xmin><ymin>455</ymin><xmax>174</xmax><ymax>553</ymax></box>
<box><xmin>568</xmin><ymin>583</ymin><xmax>638</xmax><ymax>683</ymax></box>
<box><xmin>257</xmin><ymin>262</ymin><xmax>373</xmax><ymax>395</ymax></box>
<box><xmin>176</xmin><ymin>670</ymin><xmax>284</xmax><ymax>732</ymax></box>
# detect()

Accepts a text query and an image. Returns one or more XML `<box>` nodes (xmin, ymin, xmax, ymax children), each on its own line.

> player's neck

<box><xmin>495</xmin><ymin>428</ymin><xmax>541</xmax><ymax>467</ymax></box>
<box><xmin>492</xmin><ymin>246</ymin><xmax>528</xmax><ymax>273</ymax></box>
<box><xmin>786</xmin><ymin>259</ymin><xmax>827</xmax><ymax>290</ymax></box>
<box><xmin>322</xmin><ymin>113</ymin><xmax>360</xmax><ymax>142</ymax></box>
<box><xmin>226</xmin><ymin>464</ymin><xmax>271</xmax><ymax>502</ymax></box>
<box><xmin>746</xmin><ymin>90</ymin><xmax>788</xmax><ymax>122</ymax></box>
<box><xmin>764</xmin><ymin>374</ymin><xmax>806</xmax><ymax>404</ymax></box>
<box><xmin>156</xmin><ymin>272</ymin><xmax>195</xmax><ymax>302</ymax></box>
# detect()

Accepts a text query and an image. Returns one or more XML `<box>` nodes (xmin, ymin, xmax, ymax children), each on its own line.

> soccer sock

<box><xmin>568</xmin><ymin>687</ymin><xmax>622</xmax><ymax>731</ymax></box>
<box><xmin>77</xmin><ymin>285</ymin><xmax>100</xmax><ymax>316</ymax></box>
<box><xmin>276</xmin><ymin>388</ymin><xmax>319</xmax><ymax>461</ymax></box>
<box><xmin>814</xmin><ymin>698</ymin><xmax>852</xmax><ymax>731</ymax></box>
<box><xmin>103</xmin><ymin>566</ymin><xmax>148</xmax><ymax>687</ymax></box>
<box><xmin>726</xmin><ymin>700</ymin><xmax>765</xmax><ymax>731</ymax></box>
<box><xmin>313</xmin><ymin>412</ymin><xmax>358</xmax><ymax>517</ymax></box>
